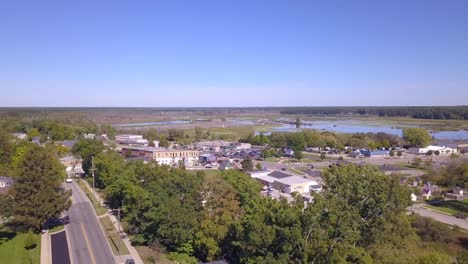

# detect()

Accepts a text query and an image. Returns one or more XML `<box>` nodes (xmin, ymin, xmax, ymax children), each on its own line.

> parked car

<box><xmin>125</xmin><ymin>259</ymin><xmax>135</xmax><ymax>264</ymax></box>
<box><xmin>66</xmin><ymin>178</ymin><xmax>73</xmax><ymax>183</ymax></box>
<box><xmin>454</xmin><ymin>212</ymin><xmax>466</xmax><ymax>219</ymax></box>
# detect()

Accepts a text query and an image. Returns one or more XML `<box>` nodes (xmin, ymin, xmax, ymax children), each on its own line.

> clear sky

<box><xmin>1</xmin><ymin>0</ymin><xmax>467</xmax><ymax>107</ymax></box>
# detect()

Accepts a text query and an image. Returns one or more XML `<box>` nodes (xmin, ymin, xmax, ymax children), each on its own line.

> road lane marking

<box><xmin>80</xmin><ymin>223</ymin><xmax>97</xmax><ymax>264</ymax></box>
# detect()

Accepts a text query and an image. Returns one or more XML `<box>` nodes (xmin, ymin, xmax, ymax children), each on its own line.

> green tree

<box><xmin>402</xmin><ymin>128</ymin><xmax>432</xmax><ymax>147</ymax></box>
<box><xmin>294</xmin><ymin>149</ymin><xmax>303</xmax><ymax>160</ymax></box>
<box><xmin>194</xmin><ymin>174</ymin><xmax>241</xmax><ymax>261</ymax></box>
<box><xmin>320</xmin><ymin>152</ymin><xmax>326</xmax><ymax>160</ymax></box>
<box><xmin>3</xmin><ymin>145</ymin><xmax>71</xmax><ymax>232</ymax></box>
<box><xmin>255</xmin><ymin>163</ymin><xmax>263</xmax><ymax>170</ymax></box>
<box><xmin>295</xmin><ymin>117</ymin><xmax>301</xmax><ymax>128</ymax></box>
<box><xmin>24</xmin><ymin>231</ymin><xmax>37</xmax><ymax>249</ymax></box>
<box><xmin>389</xmin><ymin>150</ymin><xmax>395</xmax><ymax>157</ymax></box>
<box><xmin>397</xmin><ymin>151</ymin><xmax>403</xmax><ymax>157</ymax></box>
<box><xmin>72</xmin><ymin>138</ymin><xmax>105</xmax><ymax>175</ymax></box>
<box><xmin>26</xmin><ymin>128</ymin><xmax>41</xmax><ymax>140</ymax></box>
<box><xmin>241</xmin><ymin>157</ymin><xmax>254</xmax><ymax>171</ymax></box>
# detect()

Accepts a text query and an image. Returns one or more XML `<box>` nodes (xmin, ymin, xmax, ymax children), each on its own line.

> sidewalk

<box><xmin>40</xmin><ymin>230</ymin><xmax>51</xmax><ymax>264</ymax></box>
<box><xmin>81</xmin><ymin>180</ymin><xmax>145</xmax><ymax>264</ymax></box>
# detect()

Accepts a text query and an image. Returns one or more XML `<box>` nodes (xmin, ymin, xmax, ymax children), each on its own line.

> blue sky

<box><xmin>0</xmin><ymin>0</ymin><xmax>467</xmax><ymax>107</ymax></box>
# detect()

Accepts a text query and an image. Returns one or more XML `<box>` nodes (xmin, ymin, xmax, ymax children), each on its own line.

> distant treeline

<box><xmin>280</xmin><ymin>106</ymin><xmax>468</xmax><ymax>120</ymax></box>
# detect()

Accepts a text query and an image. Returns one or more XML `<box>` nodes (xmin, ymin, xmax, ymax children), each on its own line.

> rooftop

<box><xmin>275</xmin><ymin>176</ymin><xmax>317</xmax><ymax>186</ymax></box>
<box><xmin>268</xmin><ymin>171</ymin><xmax>293</xmax><ymax>179</ymax></box>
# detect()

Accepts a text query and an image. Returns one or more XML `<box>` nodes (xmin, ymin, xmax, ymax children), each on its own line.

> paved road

<box><xmin>411</xmin><ymin>204</ymin><xmax>468</xmax><ymax>230</ymax></box>
<box><xmin>51</xmin><ymin>231</ymin><xmax>71</xmax><ymax>264</ymax></box>
<box><xmin>64</xmin><ymin>181</ymin><xmax>115</xmax><ymax>264</ymax></box>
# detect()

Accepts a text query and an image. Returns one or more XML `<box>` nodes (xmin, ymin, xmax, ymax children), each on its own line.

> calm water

<box><xmin>265</xmin><ymin>120</ymin><xmax>468</xmax><ymax>140</ymax></box>
<box><xmin>112</xmin><ymin>120</ymin><xmax>192</xmax><ymax>127</ymax></box>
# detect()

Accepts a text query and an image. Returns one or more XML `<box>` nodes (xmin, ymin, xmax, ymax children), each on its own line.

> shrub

<box><xmin>24</xmin><ymin>231</ymin><xmax>37</xmax><ymax>250</ymax></box>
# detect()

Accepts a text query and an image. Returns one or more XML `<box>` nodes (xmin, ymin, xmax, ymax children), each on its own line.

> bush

<box><xmin>426</xmin><ymin>150</ymin><xmax>433</xmax><ymax>156</ymax></box>
<box><xmin>23</xmin><ymin>231</ymin><xmax>37</xmax><ymax>250</ymax></box>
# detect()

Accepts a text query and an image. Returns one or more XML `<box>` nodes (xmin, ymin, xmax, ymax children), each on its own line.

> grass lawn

<box><xmin>0</xmin><ymin>226</ymin><xmax>40</xmax><ymax>264</ymax></box>
<box><xmin>77</xmin><ymin>179</ymin><xmax>108</xmax><ymax>216</ymax></box>
<box><xmin>288</xmin><ymin>168</ymin><xmax>306</xmax><ymax>175</ymax></box>
<box><xmin>265</xmin><ymin>157</ymin><xmax>280</xmax><ymax>162</ymax></box>
<box><xmin>48</xmin><ymin>225</ymin><xmax>64</xmax><ymax>233</ymax></box>
<box><xmin>425</xmin><ymin>199</ymin><xmax>468</xmax><ymax>215</ymax></box>
<box><xmin>135</xmin><ymin>246</ymin><xmax>175</xmax><ymax>264</ymax></box>
<box><xmin>99</xmin><ymin>216</ymin><xmax>129</xmax><ymax>256</ymax></box>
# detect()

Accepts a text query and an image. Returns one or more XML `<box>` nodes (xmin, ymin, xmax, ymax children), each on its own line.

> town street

<box><xmin>63</xmin><ymin>182</ymin><xmax>115</xmax><ymax>264</ymax></box>
<box><xmin>411</xmin><ymin>203</ymin><xmax>468</xmax><ymax>230</ymax></box>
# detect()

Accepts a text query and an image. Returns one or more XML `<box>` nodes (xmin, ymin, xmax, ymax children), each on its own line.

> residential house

<box><xmin>12</xmin><ymin>133</ymin><xmax>27</xmax><ymax>140</ymax></box>
<box><xmin>409</xmin><ymin>145</ymin><xmax>458</xmax><ymax>155</ymax></box>
<box><xmin>0</xmin><ymin>176</ymin><xmax>15</xmax><ymax>195</ymax></box>
<box><xmin>446</xmin><ymin>187</ymin><xmax>467</xmax><ymax>200</ymax></box>
<box><xmin>32</xmin><ymin>136</ymin><xmax>41</xmax><ymax>144</ymax></box>
<box><xmin>199</xmin><ymin>153</ymin><xmax>217</xmax><ymax>164</ymax></box>
<box><xmin>219</xmin><ymin>160</ymin><xmax>234</xmax><ymax>171</ymax></box>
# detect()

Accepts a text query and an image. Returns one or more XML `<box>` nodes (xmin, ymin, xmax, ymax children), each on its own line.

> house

<box><xmin>0</xmin><ymin>176</ymin><xmax>15</xmax><ymax>195</ymax></box>
<box><xmin>446</xmin><ymin>187</ymin><xmax>467</xmax><ymax>200</ymax></box>
<box><xmin>60</xmin><ymin>156</ymin><xmax>84</xmax><ymax>177</ymax></box>
<box><xmin>219</xmin><ymin>160</ymin><xmax>234</xmax><ymax>171</ymax></box>
<box><xmin>360</xmin><ymin>149</ymin><xmax>390</xmax><ymax>157</ymax></box>
<box><xmin>12</xmin><ymin>133</ymin><xmax>27</xmax><ymax>140</ymax></box>
<box><xmin>458</xmin><ymin>144</ymin><xmax>468</xmax><ymax>153</ymax></box>
<box><xmin>59</xmin><ymin>140</ymin><xmax>78</xmax><ymax>149</ymax></box>
<box><xmin>199</xmin><ymin>153</ymin><xmax>217</xmax><ymax>164</ymax></box>
<box><xmin>409</xmin><ymin>145</ymin><xmax>458</xmax><ymax>155</ymax></box>
<box><xmin>32</xmin><ymin>136</ymin><xmax>41</xmax><ymax>144</ymax></box>
<box><xmin>231</xmin><ymin>142</ymin><xmax>251</xmax><ymax>150</ymax></box>
<box><xmin>84</xmin><ymin>133</ymin><xmax>96</xmax><ymax>139</ymax></box>
<box><xmin>284</xmin><ymin>148</ymin><xmax>294</xmax><ymax>157</ymax></box>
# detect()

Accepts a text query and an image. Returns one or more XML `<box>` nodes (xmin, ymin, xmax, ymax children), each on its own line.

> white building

<box><xmin>12</xmin><ymin>133</ymin><xmax>27</xmax><ymax>140</ymax></box>
<box><xmin>273</xmin><ymin>176</ymin><xmax>319</xmax><ymax>194</ymax></box>
<box><xmin>115</xmin><ymin>134</ymin><xmax>149</xmax><ymax>146</ymax></box>
<box><xmin>409</xmin><ymin>145</ymin><xmax>458</xmax><ymax>155</ymax></box>
<box><xmin>121</xmin><ymin>146</ymin><xmax>199</xmax><ymax>166</ymax></box>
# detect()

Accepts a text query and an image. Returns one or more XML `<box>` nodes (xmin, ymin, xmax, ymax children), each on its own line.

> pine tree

<box><xmin>6</xmin><ymin>145</ymin><xmax>71</xmax><ymax>232</ymax></box>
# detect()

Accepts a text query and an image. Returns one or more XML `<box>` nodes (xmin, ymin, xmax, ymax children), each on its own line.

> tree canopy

<box><xmin>1</xmin><ymin>145</ymin><xmax>71</xmax><ymax>232</ymax></box>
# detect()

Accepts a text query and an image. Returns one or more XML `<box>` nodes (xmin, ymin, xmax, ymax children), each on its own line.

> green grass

<box><xmin>99</xmin><ymin>216</ymin><xmax>129</xmax><ymax>256</ymax></box>
<box><xmin>425</xmin><ymin>199</ymin><xmax>468</xmax><ymax>215</ymax></box>
<box><xmin>265</xmin><ymin>157</ymin><xmax>280</xmax><ymax>162</ymax></box>
<box><xmin>48</xmin><ymin>225</ymin><xmax>64</xmax><ymax>233</ymax></box>
<box><xmin>288</xmin><ymin>168</ymin><xmax>306</xmax><ymax>175</ymax></box>
<box><xmin>0</xmin><ymin>226</ymin><xmax>41</xmax><ymax>264</ymax></box>
<box><xmin>77</xmin><ymin>179</ymin><xmax>108</xmax><ymax>216</ymax></box>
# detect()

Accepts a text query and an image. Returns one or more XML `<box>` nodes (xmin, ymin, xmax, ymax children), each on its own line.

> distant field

<box><xmin>0</xmin><ymin>226</ymin><xmax>40</xmax><ymax>264</ymax></box>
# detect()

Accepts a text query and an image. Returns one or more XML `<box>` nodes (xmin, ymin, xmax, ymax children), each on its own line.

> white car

<box><xmin>66</xmin><ymin>178</ymin><xmax>73</xmax><ymax>183</ymax></box>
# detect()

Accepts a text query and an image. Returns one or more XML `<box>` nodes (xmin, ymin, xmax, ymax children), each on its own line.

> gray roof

<box><xmin>0</xmin><ymin>176</ymin><xmax>15</xmax><ymax>185</ymax></box>
<box><xmin>219</xmin><ymin>160</ymin><xmax>233</xmax><ymax>170</ymax></box>
<box><xmin>268</xmin><ymin>171</ymin><xmax>292</xmax><ymax>179</ymax></box>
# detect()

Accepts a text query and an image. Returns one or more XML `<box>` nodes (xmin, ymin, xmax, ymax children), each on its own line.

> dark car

<box><xmin>454</xmin><ymin>212</ymin><xmax>466</xmax><ymax>219</ymax></box>
<box><xmin>281</xmin><ymin>168</ymin><xmax>287</xmax><ymax>171</ymax></box>
<box><xmin>125</xmin><ymin>259</ymin><xmax>135</xmax><ymax>264</ymax></box>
